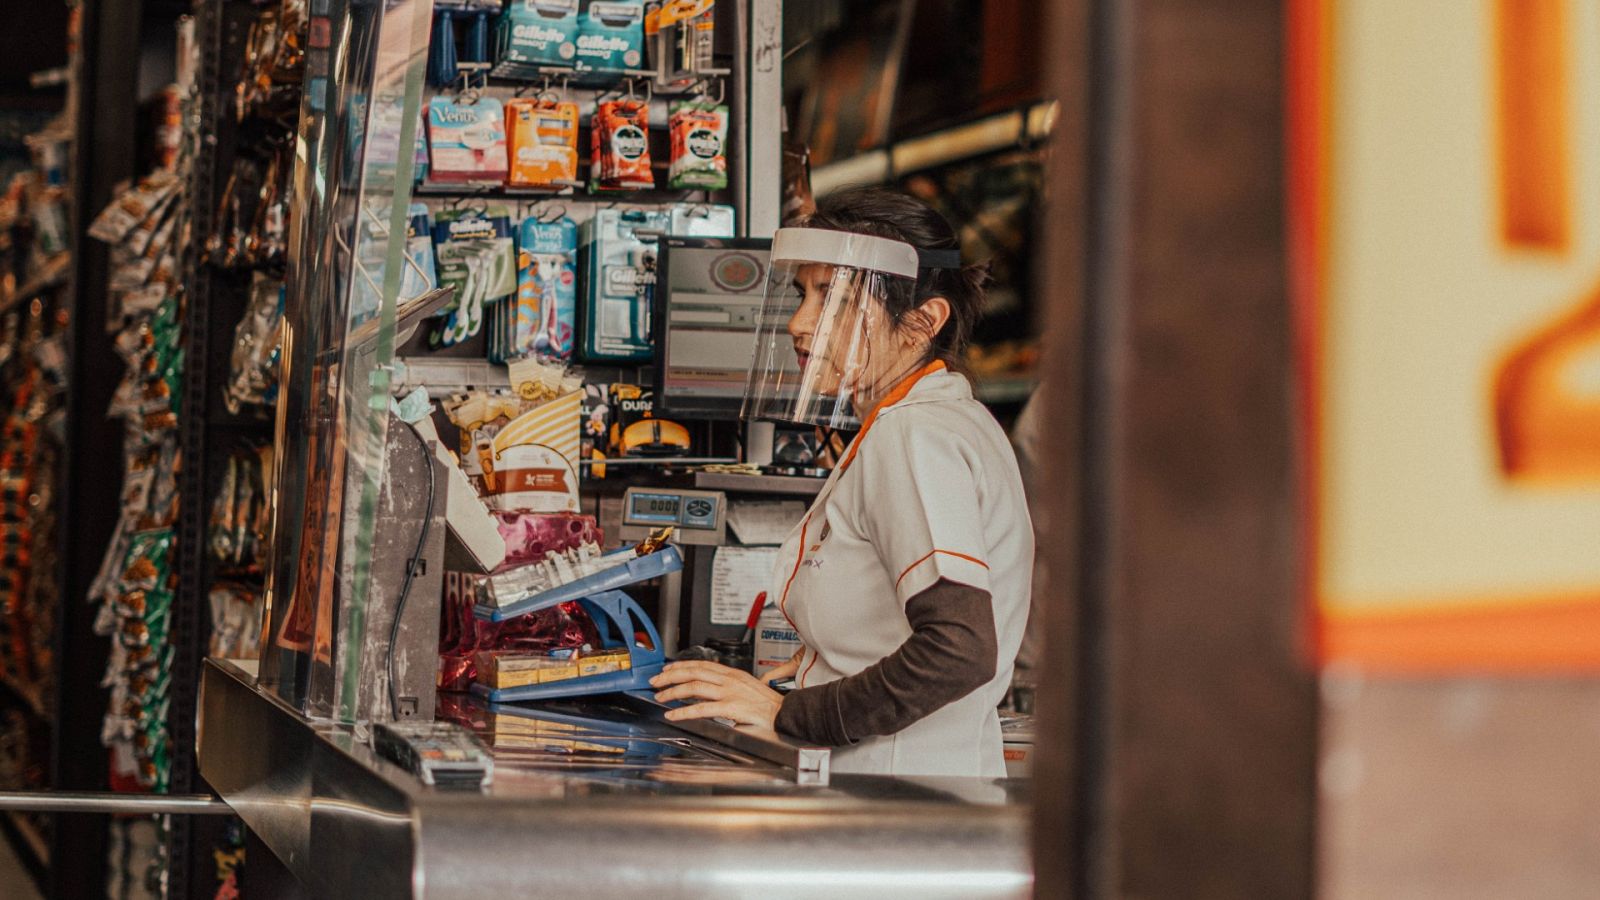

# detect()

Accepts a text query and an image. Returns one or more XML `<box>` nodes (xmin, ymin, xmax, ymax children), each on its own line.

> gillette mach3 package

<box><xmin>576</xmin><ymin>1</ymin><xmax>645</xmax><ymax>75</ymax></box>
<box><xmin>579</xmin><ymin>207</ymin><xmax>666</xmax><ymax>362</ymax></box>
<box><xmin>497</xmin><ymin>0</ymin><xmax>580</xmax><ymax>75</ymax></box>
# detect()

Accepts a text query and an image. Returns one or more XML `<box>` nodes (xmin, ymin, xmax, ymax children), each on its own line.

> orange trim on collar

<box><xmin>837</xmin><ymin>360</ymin><xmax>947</xmax><ymax>474</ymax></box>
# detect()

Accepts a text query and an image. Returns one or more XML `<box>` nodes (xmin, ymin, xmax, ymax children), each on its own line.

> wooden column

<box><xmin>1032</xmin><ymin>1</ymin><xmax>1318</xmax><ymax>897</ymax></box>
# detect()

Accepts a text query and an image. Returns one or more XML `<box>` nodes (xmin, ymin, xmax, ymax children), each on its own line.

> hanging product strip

<box><xmin>83</xmin><ymin>18</ymin><xmax>207</xmax><ymax>796</ymax></box>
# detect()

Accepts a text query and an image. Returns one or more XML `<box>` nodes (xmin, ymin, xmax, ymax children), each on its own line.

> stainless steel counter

<box><xmin>198</xmin><ymin>658</ymin><xmax>1031</xmax><ymax>899</ymax></box>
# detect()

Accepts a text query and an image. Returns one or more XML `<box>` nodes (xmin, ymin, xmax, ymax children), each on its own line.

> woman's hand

<box><xmin>650</xmin><ymin>661</ymin><xmax>783</xmax><ymax>731</ymax></box>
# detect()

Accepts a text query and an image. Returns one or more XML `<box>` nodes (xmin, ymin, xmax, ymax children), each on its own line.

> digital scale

<box><xmin>618</xmin><ymin>487</ymin><xmax>726</xmax><ymax>546</ymax></box>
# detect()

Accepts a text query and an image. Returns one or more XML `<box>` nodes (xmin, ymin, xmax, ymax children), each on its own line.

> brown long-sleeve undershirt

<box><xmin>773</xmin><ymin>578</ymin><xmax>998</xmax><ymax>747</ymax></box>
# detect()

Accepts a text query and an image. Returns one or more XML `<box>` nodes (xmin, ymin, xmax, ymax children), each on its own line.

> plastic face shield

<box><xmin>741</xmin><ymin>228</ymin><xmax>926</xmax><ymax>429</ymax></box>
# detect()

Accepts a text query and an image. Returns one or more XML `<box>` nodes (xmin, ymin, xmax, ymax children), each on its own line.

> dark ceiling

<box><xmin>0</xmin><ymin>0</ymin><xmax>71</xmax><ymax>110</ymax></box>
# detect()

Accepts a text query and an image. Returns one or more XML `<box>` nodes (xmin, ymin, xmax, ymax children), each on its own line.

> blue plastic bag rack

<box><xmin>473</xmin><ymin>546</ymin><xmax>683</xmax><ymax>624</ymax></box>
<box><xmin>468</xmin><ymin>547</ymin><xmax>681</xmax><ymax>703</ymax></box>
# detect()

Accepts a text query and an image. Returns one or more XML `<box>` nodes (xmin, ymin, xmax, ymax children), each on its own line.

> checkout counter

<box><xmin>198</xmin><ymin>657</ymin><xmax>1031</xmax><ymax>898</ymax></box>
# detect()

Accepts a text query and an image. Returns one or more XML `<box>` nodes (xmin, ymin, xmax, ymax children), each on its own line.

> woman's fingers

<box><xmin>761</xmin><ymin>659</ymin><xmax>798</xmax><ymax>684</ymax></box>
<box><xmin>652</xmin><ymin>680</ymin><xmax>724</xmax><ymax>704</ymax></box>
<box><xmin>664</xmin><ymin>700</ymin><xmax>742</xmax><ymax>723</ymax></box>
<box><xmin>653</xmin><ymin>660</ymin><xmax>736</xmax><ymax>687</ymax></box>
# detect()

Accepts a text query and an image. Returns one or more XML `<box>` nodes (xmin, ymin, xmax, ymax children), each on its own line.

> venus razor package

<box><xmin>576</xmin><ymin>1</ymin><xmax>644</xmax><ymax>75</ymax></box>
<box><xmin>516</xmin><ymin>216</ymin><xmax>579</xmax><ymax>359</ymax></box>
<box><xmin>427</xmin><ymin>96</ymin><xmax>509</xmax><ymax>183</ymax></box>
<box><xmin>496</xmin><ymin>0</ymin><xmax>580</xmax><ymax>77</ymax></box>
<box><xmin>432</xmin><ymin>206</ymin><xmax>518</xmax><ymax>346</ymax></box>
<box><xmin>579</xmin><ymin>207</ymin><xmax>666</xmax><ymax>362</ymax></box>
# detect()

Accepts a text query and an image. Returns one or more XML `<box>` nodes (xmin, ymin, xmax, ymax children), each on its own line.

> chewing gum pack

<box><xmin>496</xmin><ymin>0</ymin><xmax>579</xmax><ymax>75</ymax></box>
<box><xmin>590</xmin><ymin>99</ymin><xmax>656</xmax><ymax>192</ymax></box>
<box><xmin>427</xmin><ymin>96</ymin><xmax>509</xmax><ymax>183</ymax></box>
<box><xmin>576</xmin><ymin>1</ymin><xmax>644</xmax><ymax>74</ymax></box>
<box><xmin>668</xmin><ymin>100</ymin><xmax>728</xmax><ymax>190</ymax></box>
<box><xmin>516</xmin><ymin>216</ymin><xmax>579</xmax><ymax>358</ymax></box>
<box><xmin>505</xmin><ymin>99</ymin><xmax>580</xmax><ymax>188</ymax></box>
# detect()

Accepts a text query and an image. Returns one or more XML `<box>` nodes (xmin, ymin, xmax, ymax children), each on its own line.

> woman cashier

<box><xmin>650</xmin><ymin>189</ymin><xmax>1034</xmax><ymax>777</ymax></box>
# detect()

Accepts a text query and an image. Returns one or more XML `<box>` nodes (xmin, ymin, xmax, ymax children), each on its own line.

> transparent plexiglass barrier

<box><xmin>258</xmin><ymin>0</ymin><xmax>433</xmax><ymax>722</ymax></box>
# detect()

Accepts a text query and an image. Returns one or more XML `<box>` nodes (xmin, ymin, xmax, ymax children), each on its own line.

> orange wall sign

<box><xmin>1290</xmin><ymin>0</ymin><xmax>1600</xmax><ymax>672</ymax></box>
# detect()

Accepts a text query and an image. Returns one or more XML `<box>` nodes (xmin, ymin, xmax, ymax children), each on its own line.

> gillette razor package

<box><xmin>431</xmin><ymin>206</ymin><xmax>518</xmax><ymax>346</ymax></box>
<box><xmin>516</xmin><ymin>216</ymin><xmax>579</xmax><ymax>359</ymax></box>
<box><xmin>578</xmin><ymin>207</ymin><xmax>666</xmax><ymax>362</ymax></box>
<box><xmin>576</xmin><ymin>1</ymin><xmax>645</xmax><ymax>75</ymax></box>
<box><xmin>497</xmin><ymin>0</ymin><xmax>580</xmax><ymax>76</ymax></box>
<box><xmin>427</xmin><ymin>96</ymin><xmax>509</xmax><ymax>183</ymax></box>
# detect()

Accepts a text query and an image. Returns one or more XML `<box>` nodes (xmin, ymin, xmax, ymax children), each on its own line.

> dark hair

<box><xmin>801</xmin><ymin>187</ymin><xmax>989</xmax><ymax>373</ymax></box>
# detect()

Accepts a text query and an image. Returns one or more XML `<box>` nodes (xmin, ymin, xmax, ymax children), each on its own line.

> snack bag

<box><xmin>427</xmin><ymin>96</ymin><xmax>509</xmax><ymax>183</ymax></box>
<box><xmin>591</xmin><ymin>99</ymin><xmax>655</xmax><ymax>192</ymax></box>
<box><xmin>505</xmin><ymin>98</ymin><xmax>580</xmax><ymax>188</ymax></box>
<box><xmin>480</xmin><ymin>359</ymin><xmax>584</xmax><ymax>513</ymax></box>
<box><xmin>668</xmin><ymin>100</ymin><xmax>728</xmax><ymax>190</ymax></box>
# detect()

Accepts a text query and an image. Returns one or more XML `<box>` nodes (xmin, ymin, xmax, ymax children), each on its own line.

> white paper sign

<box><xmin>710</xmin><ymin>546</ymin><xmax>780</xmax><ymax>626</ymax></box>
<box><xmin>726</xmin><ymin>500</ymin><xmax>806</xmax><ymax>546</ymax></box>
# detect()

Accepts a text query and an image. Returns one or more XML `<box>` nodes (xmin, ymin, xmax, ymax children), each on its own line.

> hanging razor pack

<box><xmin>646</xmin><ymin>1</ymin><xmax>716</xmax><ymax>85</ymax></box>
<box><xmin>496</xmin><ymin>0</ymin><xmax>580</xmax><ymax>78</ymax></box>
<box><xmin>578</xmin><ymin>207</ymin><xmax>667</xmax><ymax>362</ymax></box>
<box><xmin>575</xmin><ymin>1</ymin><xmax>645</xmax><ymax>77</ymax></box>
<box><xmin>431</xmin><ymin>206</ymin><xmax>518</xmax><ymax>347</ymax></box>
<box><xmin>427</xmin><ymin>95</ymin><xmax>509</xmax><ymax>185</ymax></box>
<box><xmin>505</xmin><ymin>98</ymin><xmax>581</xmax><ymax>189</ymax></box>
<box><xmin>511</xmin><ymin>215</ymin><xmax>579</xmax><ymax>361</ymax></box>
<box><xmin>429</xmin><ymin>0</ymin><xmax>503</xmax><ymax>88</ymax></box>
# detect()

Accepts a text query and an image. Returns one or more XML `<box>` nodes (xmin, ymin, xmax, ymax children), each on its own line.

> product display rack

<box><xmin>167</xmin><ymin>5</ymin><xmax>277</xmax><ymax>898</ymax></box>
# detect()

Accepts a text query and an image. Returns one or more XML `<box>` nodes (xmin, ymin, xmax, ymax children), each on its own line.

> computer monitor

<box><xmin>653</xmin><ymin>236</ymin><xmax>782</xmax><ymax>419</ymax></box>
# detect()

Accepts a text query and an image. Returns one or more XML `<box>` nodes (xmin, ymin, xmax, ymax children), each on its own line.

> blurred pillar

<box><xmin>1031</xmin><ymin>1</ymin><xmax>1318</xmax><ymax>898</ymax></box>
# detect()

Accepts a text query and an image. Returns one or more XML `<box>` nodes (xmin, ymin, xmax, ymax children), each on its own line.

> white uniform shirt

<box><xmin>772</xmin><ymin>364</ymin><xmax>1034</xmax><ymax>777</ymax></box>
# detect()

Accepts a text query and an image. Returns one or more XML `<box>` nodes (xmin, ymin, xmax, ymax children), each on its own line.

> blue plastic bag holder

<box><xmin>468</xmin><ymin>547</ymin><xmax>680</xmax><ymax>703</ymax></box>
<box><xmin>473</xmin><ymin>546</ymin><xmax>683</xmax><ymax>624</ymax></box>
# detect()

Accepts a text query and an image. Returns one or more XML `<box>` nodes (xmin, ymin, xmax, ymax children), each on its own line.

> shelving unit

<box><xmin>167</xmin><ymin>3</ymin><xmax>281</xmax><ymax>898</ymax></box>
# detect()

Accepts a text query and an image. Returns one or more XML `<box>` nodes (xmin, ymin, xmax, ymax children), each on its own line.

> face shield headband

<box><xmin>740</xmin><ymin>228</ymin><xmax>958</xmax><ymax>429</ymax></box>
